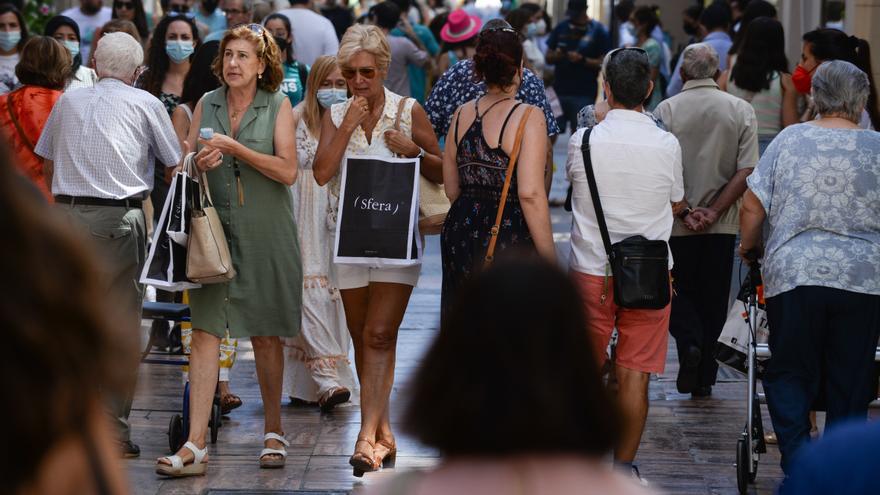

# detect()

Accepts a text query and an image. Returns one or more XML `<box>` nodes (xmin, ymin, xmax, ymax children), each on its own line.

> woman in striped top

<box><xmin>719</xmin><ymin>17</ymin><xmax>798</xmax><ymax>155</ymax></box>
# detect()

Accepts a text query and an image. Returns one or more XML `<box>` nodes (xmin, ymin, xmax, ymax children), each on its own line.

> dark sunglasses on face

<box><xmin>607</xmin><ymin>46</ymin><xmax>648</xmax><ymax>63</ymax></box>
<box><xmin>115</xmin><ymin>1</ymin><xmax>134</xmax><ymax>10</ymax></box>
<box><xmin>224</xmin><ymin>8</ymin><xmax>250</xmax><ymax>15</ymax></box>
<box><xmin>341</xmin><ymin>67</ymin><xmax>377</xmax><ymax>79</ymax></box>
<box><xmin>169</xmin><ymin>3</ymin><xmax>190</xmax><ymax>12</ymax></box>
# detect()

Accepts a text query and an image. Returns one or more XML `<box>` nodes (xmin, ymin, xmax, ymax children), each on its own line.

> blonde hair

<box><xmin>303</xmin><ymin>56</ymin><xmax>344</xmax><ymax>138</ymax></box>
<box><xmin>213</xmin><ymin>24</ymin><xmax>284</xmax><ymax>92</ymax></box>
<box><xmin>337</xmin><ymin>24</ymin><xmax>390</xmax><ymax>73</ymax></box>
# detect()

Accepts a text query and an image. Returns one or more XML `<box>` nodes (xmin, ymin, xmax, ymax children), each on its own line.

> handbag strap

<box><xmin>484</xmin><ymin>105</ymin><xmax>533</xmax><ymax>266</ymax></box>
<box><xmin>580</xmin><ymin>127</ymin><xmax>613</xmax><ymax>258</ymax></box>
<box><xmin>184</xmin><ymin>152</ymin><xmax>214</xmax><ymax>210</ymax></box>
<box><xmin>6</xmin><ymin>93</ymin><xmax>35</xmax><ymax>151</ymax></box>
<box><xmin>393</xmin><ymin>96</ymin><xmax>409</xmax><ymax>131</ymax></box>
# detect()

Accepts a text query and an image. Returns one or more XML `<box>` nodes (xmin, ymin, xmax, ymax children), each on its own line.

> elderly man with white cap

<box><xmin>36</xmin><ymin>31</ymin><xmax>181</xmax><ymax>458</ymax></box>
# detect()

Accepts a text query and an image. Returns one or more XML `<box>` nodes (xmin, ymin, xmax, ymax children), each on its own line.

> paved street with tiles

<box><xmin>127</xmin><ymin>134</ymin><xmax>784</xmax><ymax>494</ymax></box>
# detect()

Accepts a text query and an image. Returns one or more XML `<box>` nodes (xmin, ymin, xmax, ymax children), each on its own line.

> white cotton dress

<box><xmin>282</xmin><ymin>118</ymin><xmax>359</xmax><ymax>403</ymax></box>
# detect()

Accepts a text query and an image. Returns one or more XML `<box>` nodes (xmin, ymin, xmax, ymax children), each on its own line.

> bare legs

<box><xmin>340</xmin><ymin>282</ymin><xmax>413</xmax><ymax>470</ymax></box>
<box><xmin>159</xmin><ymin>331</ymin><xmax>286</xmax><ymax>466</ymax></box>
<box><xmin>614</xmin><ymin>366</ymin><xmax>651</xmax><ymax>463</ymax></box>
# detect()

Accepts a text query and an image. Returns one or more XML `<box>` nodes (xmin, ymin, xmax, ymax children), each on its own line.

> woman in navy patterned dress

<box><xmin>440</xmin><ymin>26</ymin><xmax>555</xmax><ymax>311</ymax></box>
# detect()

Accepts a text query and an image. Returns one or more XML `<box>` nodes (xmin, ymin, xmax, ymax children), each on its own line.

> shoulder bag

<box><xmin>580</xmin><ymin>128</ymin><xmax>670</xmax><ymax>309</ymax></box>
<box><xmin>393</xmin><ymin>97</ymin><xmax>450</xmax><ymax>235</ymax></box>
<box><xmin>185</xmin><ymin>152</ymin><xmax>237</xmax><ymax>284</ymax></box>
<box><xmin>6</xmin><ymin>93</ymin><xmax>35</xmax><ymax>152</ymax></box>
<box><xmin>484</xmin><ymin>106</ymin><xmax>533</xmax><ymax>267</ymax></box>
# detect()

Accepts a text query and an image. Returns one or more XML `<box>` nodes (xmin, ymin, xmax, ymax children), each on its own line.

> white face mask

<box><xmin>316</xmin><ymin>88</ymin><xmax>348</xmax><ymax>108</ymax></box>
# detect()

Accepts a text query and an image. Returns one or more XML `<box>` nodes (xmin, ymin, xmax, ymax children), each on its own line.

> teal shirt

<box><xmin>280</xmin><ymin>61</ymin><xmax>309</xmax><ymax>107</ymax></box>
<box><xmin>391</xmin><ymin>24</ymin><xmax>439</xmax><ymax>104</ymax></box>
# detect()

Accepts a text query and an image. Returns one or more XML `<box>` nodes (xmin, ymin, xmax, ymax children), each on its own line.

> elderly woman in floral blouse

<box><xmin>739</xmin><ymin>60</ymin><xmax>880</xmax><ymax>473</ymax></box>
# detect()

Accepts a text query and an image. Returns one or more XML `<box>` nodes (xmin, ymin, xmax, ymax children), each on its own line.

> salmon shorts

<box><xmin>570</xmin><ymin>270</ymin><xmax>670</xmax><ymax>374</ymax></box>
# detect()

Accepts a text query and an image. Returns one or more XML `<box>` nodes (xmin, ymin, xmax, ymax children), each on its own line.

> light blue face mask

<box><xmin>63</xmin><ymin>39</ymin><xmax>80</xmax><ymax>57</ymax></box>
<box><xmin>166</xmin><ymin>40</ymin><xmax>195</xmax><ymax>63</ymax></box>
<box><xmin>0</xmin><ymin>31</ymin><xmax>21</xmax><ymax>52</ymax></box>
<box><xmin>525</xmin><ymin>22</ymin><xmax>538</xmax><ymax>39</ymax></box>
<box><xmin>316</xmin><ymin>88</ymin><xmax>348</xmax><ymax>109</ymax></box>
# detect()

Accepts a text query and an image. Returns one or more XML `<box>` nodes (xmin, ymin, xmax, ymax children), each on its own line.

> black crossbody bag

<box><xmin>580</xmin><ymin>128</ymin><xmax>671</xmax><ymax>309</ymax></box>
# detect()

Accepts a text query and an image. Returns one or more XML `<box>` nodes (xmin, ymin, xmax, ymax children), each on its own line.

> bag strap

<box><xmin>184</xmin><ymin>152</ymin><xmax>214</xmax><ymax>210</ymax></box>
<box><xmin>6</xmin><ymin>93</ymin><xmax>35</xmax><ymax>151</ymax></box>
<box><xmin>580</xmin><ymin>127</ymin><xmax>612</xmax><ymax>257</ymax></box>
<box><xmin>393</xmin><ymin>96</ymin><xmax>409</xmax><ymax>131</ymax></box>
<box><xmin>484</xmin><ymin>105</ymin><xmax>533</xmax><ymax>266</ymax></box>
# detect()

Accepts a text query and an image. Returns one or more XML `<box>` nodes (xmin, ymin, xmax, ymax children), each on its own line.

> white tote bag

<box><xmin>333</xmin><ymin>154</ymin><xmax>421</xmax><ymax>268</ymax></box>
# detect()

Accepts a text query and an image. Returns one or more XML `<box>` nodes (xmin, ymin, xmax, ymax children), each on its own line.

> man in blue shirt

<box><xmin>545</xmin><ymin>0</ymin><xmax>610</xmax><ymax>133</ymax></box>
<box><xmin>665</xmin><ymin>2</ymin><xmax>732</xmax><ymax>97</ymax></box>
<box><xmin>389</xmin><ymin>0</ymin><xmax>439</xmax><ymax>104</ymax></box>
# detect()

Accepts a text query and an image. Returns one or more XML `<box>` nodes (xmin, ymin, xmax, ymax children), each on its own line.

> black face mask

<box><xmin>683</xmin><ymin>22</ymin><xmax>698</xmax><ymax>36</ymax></box>
<box><xmin>273</xmin><ymin>35</ymin><xmax>288</xmax><ymax>52</ymax></box>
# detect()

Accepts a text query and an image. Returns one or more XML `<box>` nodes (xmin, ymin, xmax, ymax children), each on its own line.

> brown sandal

<box><xmin>220</xmin><ymin>393</ymin><xmax>242</xmax><ymax>414</ymax></box>
<box><xmin>349</xmin><ymin>437</ymin><xmax>377</xmax><ymax>477</ymax></box>
<box><xmin>372</xmin><ymin>438</ymin><xmax>397</xmax><ymax>469</ymax></box>
<box><xmin>318</xmin><ymin>387</ymin><xmax>351</xmax><ymax>413</ymax></box>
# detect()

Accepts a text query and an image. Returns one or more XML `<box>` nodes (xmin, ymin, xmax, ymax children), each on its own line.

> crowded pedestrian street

<box><xmin>124</xmin><ymin>137</ymin><xmax>787</xmax><ymax>493</ymax></box>
<box><xmin>5</xmin><ymin>0</ymin><xmax>880</xmax><ymax>494</ymax></box>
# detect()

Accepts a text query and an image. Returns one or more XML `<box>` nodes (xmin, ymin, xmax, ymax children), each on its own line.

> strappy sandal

<box><xmin>220</xmin><ymin>393</ymin><xmax>243</xmax><ymax>414</ymax></box>
<box><xmin>318</xmin><ymin>386</ymin><xmax>351</xmax><ymax>413</ymax></box>
<box><xmin>373</xmin><ymin>438</ymin><xmax>397</xmax><ymax>469</ymax></box>
<box><xmin>259</xmin><ymin>432</ymin><xmax>289</xmax><ymax>469</ymax></box>
<box><xmin>349</xmin><ymin>437</ymin><xmax>378</xmax><ymax>477</ymax></box>
<box><xmin>156</xmin><ymin>441</ymin><xmax>208</xmax><ymax>477</ymax></box>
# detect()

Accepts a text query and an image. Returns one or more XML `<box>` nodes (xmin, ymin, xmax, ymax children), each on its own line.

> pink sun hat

<box><xmin>441</xmin><ymin>9</ymin><xmax>482</xmax><ymax>44</ymax></box>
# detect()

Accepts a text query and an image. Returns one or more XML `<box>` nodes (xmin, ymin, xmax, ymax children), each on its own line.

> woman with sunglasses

<box><xmin>313</xmin><ymin>23</ymin><xmax>442</xmax><ymax>477</ymax></box>
<box><xmin>45</xmin><ymin>15</ymin><xmax>99</xmax><ymax>91</ymax></box>
<box><xmin>111</xmin><ymin>0</ymin><xmax>149</xmax><ymax>41</ymax></box>
<box><xmin>264</xmin><ymin>13</ymin><xmax>310</xmax><ymax>108</ymax></box>
<box><xmin>156</xmin><ymin>24</ymin><xmax>300</xmax><ymax>477</ymax></box>
<box><xmin>283</xmin><ymin>55</ymin><xmax>357</xmax><ymax>412</ymax></box>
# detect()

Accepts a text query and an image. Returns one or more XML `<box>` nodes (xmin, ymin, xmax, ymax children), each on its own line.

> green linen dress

<box><xmin>188</xmin><ymin>86</ymin><xmax>303</xmax><ymax>338</ymax></box>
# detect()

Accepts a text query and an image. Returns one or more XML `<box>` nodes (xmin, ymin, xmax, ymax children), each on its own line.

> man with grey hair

<box><xmin>35</xmin><ymin>31</ymin><xmax>181</xmax><ymax>458</ymax></box>
<box><xmin>568</xmin><ymin>47</ymin><xmax>683</xmax><ymax>484</ymax></box>
<box><xmin>654</xmin><ymin>42</ymin><xmax>759</xmax><ymax>398</ymax></box>
<box><xmin>204</xmin><ymin>0</ymin><xmax>253</xmax><ymax>41</ymax></box>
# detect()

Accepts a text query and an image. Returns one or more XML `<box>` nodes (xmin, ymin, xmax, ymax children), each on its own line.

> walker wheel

<box><xmin>736</xmin><ymin>434</ymin><xmax>750</xmax><ymax>494</ymax></box>
<box><xmin>168</xmin><ymin>414</ymin><xmax>184</xmax><ymax>453</ymax></box>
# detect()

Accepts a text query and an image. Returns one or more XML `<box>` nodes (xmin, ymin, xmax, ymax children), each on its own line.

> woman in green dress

<box><xmin>156</xmin><ymin>24</ymin><xmax>302</xmax><ymax>477</ymax></box>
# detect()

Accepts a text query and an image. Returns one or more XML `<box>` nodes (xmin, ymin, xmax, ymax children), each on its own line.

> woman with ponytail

<box><xmin>798</xmin><ymin>28</ymin><xmax>880</xmax><ymax>130</ymax></box>
<box><xmin>45</xmin><ymin>15</ymin><xmax>99</xmax><ymax>91</ymax></box>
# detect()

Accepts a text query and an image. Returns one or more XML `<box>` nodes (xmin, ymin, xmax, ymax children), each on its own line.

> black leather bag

<box><xmin>580</xmin><ymin>128</ymin><xmax>671</xmax><ymax>309</ymax></box>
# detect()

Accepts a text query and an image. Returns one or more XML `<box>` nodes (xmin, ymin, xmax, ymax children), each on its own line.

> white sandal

<box><xmin>259</xmin><ymin>432</ymin><xmax>289</xmax><ymax>469</ymax></box>
<box><xmin>156</xmin><ymin>441</ymin><xmax>208</xmax><ymax>477</ymax></box>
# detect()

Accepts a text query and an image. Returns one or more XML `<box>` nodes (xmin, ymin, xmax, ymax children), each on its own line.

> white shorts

<box><xmin>334</xmin><ymin>263</ymin><xmax>421</xmax><ymax>290</ymax></box>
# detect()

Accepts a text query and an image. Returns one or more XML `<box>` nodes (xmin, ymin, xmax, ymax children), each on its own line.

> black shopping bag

<box><xmin>140</xmin><ymin>168</ymin><xmax>202</xmax><ymax>291</ymax></box>
<box><xmin>334</xmin><ymin>155</ymin><xmax>421</xmax><ymax>267</ymax></box>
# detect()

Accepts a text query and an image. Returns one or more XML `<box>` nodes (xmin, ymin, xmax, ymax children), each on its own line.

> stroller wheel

<box><xmin>209</xmin><ymin>402</ymin><xmax>221</xmax><ymax>444</ymax></box>
<box><xmin>168</xmin><ymin>414</ymin><xmax>184</xmax><ymax>453</ymax></box>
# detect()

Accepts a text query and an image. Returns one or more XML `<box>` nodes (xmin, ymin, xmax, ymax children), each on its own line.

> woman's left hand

<box><xmin>198</xmin><ymin>132</ymin><xmax>239</xmax><ymax>155</ymax></box>
<box><xmin>384</xmin><ymin>129</ymin><xmax>420</xmax><ymax>158</ymax></box>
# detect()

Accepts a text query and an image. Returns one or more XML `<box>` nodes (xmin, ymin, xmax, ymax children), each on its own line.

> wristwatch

<box><xmin>414</xmin><ymin>147</ymin><xmax>426</xmax><ymax>159</ymax></box>
<box><xmin>677</xmin><ymin>207</ymin><xmax>693</xmax><ymax>220</ymax></box>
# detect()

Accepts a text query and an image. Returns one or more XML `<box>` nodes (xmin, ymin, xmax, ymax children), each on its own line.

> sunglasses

<box><xmin>169</xmin><ymin>3</ymin><xmax>191</xmax><ymax>12</ymax></box>
<box><xmin>340</xmin><ymin>66</ymin><xmax>377</xmax><ymax>80</ymax></box>
<box><xmin>607</xmin><ymin>46</ymin><xmax>648</xmax><ymax>63</ymax></box>
<box><xmin>224</xmin><ymin>8</ymin><xmax>250</xmax><ymax>15</ymax></box>
<box><xmin>480</xmin><ymin>26</ymin><xmax>518</xmax><ymax>37</ymax></box>
<box><xmin>115</xmin><ymin>1</ymin><xmax>134</xmax><ymax>10</ymax></box>
<box><xmin>168</xmin><ymin>11</ymin><xmax>195</xmax><ymax>19</ymax></box>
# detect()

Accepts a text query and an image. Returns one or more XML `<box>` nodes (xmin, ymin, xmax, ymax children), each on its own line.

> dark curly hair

<box><xmin>473</xmin><ymin>28</ymin><xmax>523</xmax><ymax>90</ymax></box>
<box><xmin>141</xmin><ymin>15</ymin><xmax>201</xmax><ymax>97</ymax></box>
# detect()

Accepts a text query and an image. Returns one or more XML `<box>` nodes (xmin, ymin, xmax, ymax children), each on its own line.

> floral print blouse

<box><xmin>746</xmin><ymin>123</ymin><xmax>880</xmax><ymax>298</ymax></box>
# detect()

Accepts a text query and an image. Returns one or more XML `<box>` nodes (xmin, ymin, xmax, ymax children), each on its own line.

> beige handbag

<box><xmin>185</xmin><ymin>152</ymin><xmax>236</xmax><ymax>284</ymax></box>
<box><xmin>393</xmin><ymin>98</ymin><xmax>450</xmax><ymax>235</ymax></box>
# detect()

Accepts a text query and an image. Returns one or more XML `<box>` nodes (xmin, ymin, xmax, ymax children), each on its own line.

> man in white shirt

<box><xmin>277</xmin><ymin>0</ymin><xmax>340</xmax><ymax>66</ymax></box>
<box><xmin>35</xmin><ymin>33</ymin><xmax>181</xmax><ymax>459</ymax></box>
<box><xmin>567</xmin><ymin>47</ymin><xmax>683</xmax><ymax>484</ymax></box>
<box><xmin>61</xmin><ymin>0</ymin><xmax>111</xmax><ymax>62</ymax></box>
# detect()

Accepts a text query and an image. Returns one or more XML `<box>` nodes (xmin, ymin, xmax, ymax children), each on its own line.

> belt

<box><xmin>54</xmin><ymin>195</ymin><xmax>143</xmax><ymax>209</ymax></box>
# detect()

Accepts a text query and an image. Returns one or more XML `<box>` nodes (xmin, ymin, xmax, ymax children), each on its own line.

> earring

<box><xmin>258</xmin><ymin>73</ymin><xmax>262</xmax><ymax>80</ymax></box>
